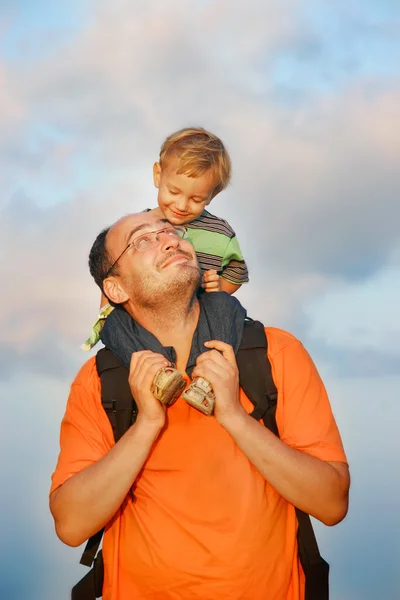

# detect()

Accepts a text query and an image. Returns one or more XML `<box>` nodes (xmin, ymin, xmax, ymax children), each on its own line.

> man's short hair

<box><xmin>159</xmin><ymin>127</ymin><xmax>232</xmax><ymax>196</ymax></box>
<box><xmin>89</xmin><ymin>226</ymin><xmax>119</xmax><ymax>291</ymax></box>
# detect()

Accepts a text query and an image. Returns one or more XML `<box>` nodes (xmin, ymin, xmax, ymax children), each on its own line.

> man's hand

<box><xmin>129</xmin><ymin>351</ymin><xmax>170</xmax><ymax>428</ymax></box>
<box><xmin>202</xmin><ymin>269</ymin><xmax>221</xmax><ymax>292</ymax></box>
<box><xmin>192</xmin><ymin>340</ymin><xmax>244</xmax><ymax>425</ymax></box>
<box><xmin>50</xmin><ymin>350</ymin><xmax>170</xmax><ymax>547</ymax></box>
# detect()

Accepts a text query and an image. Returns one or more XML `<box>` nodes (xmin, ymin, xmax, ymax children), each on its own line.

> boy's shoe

<box><xmin>182</xmin><ymin>378</ymin><xmax>215</xmax><ymax>415</ymax></box>
<box><xmin>151</xmin><ymin>367</ymin><xmax>186</xmax><ymax>406</ymax></box>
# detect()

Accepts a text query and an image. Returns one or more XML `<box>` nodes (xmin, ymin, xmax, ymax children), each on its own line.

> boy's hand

<box><xmin>202</xmin><ymin>269</ymin><xmax>221</xmax><ymax>292</ymax></box>
<box><xmin>128</xmin><ymin>351</ymin><xmax>170</xmax><ymax>428</ymax></box>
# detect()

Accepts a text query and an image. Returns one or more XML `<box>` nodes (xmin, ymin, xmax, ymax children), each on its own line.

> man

<box><xmin>50</xmin><ymin>212</ymin><xmax>349</xmax><ymax>600</ymax></box>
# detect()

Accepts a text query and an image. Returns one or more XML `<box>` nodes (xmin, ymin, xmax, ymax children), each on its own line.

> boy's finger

<box><xmin>203</xmin><ymin>269</ymin><xmax>218</xmax><ymax>280</ymax></box>
<box><xmin>204</xmin><ymin>280</ymin><xmax>219</xmax><ymax>288</ymax></box>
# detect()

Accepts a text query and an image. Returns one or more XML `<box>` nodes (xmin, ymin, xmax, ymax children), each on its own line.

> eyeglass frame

<box><xmin>104</xmin><ymin>225</ymin><xmax>188</xmax><ymax>278</ymax></box>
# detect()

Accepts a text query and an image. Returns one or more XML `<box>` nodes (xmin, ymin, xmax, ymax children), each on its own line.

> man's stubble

<box><xmin>123</xmin><ymin>259</ymin><xmax>202</xmax><ymax>318</ymax></box>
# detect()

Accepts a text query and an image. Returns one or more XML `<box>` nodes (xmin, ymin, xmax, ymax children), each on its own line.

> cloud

<box><xmin>1</xmin><ymin>3</ymin><xmax>399</xmax><ymax>600</ymax></box>
<box><xmin>0</xmin><ymin>0</ymin><xmax>399</xmax><ymax>389</ymax></box>
<box><xmin>297</xmin><ymin>267</ymin><xmax>400</xmax><ymax>377</ymax></box>
<box><xmin>7</xmin><ymin>0</ymin><xmax>303</xmax><ymax>163</ymax></box>
<box><xmin>229</xmin><ymin>82</ymin><xmax>400</xmax><ymax>278</ymax></box>
<box><xmin>316</xmin><ymin>374</ymin><xmax>400</xmax><ymax>600</ymax></box>
<box><xmin>0</xmin><ymin>376</ymin><xmax>86</xmax><ymax>600</ymax></box>
<box><xmin>0</xmin><ymin>187</ymin><xmax>140</xmax><ymax>380</ymax></box>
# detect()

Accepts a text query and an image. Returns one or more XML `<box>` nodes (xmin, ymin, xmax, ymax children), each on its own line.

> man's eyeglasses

<box><xmin>105</xmin><ymin>226</ymin><xmax>187</xmax><ymax>278</ymax></box>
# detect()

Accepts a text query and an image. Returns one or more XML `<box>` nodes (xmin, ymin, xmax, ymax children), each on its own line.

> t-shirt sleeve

<box><xmin>50</xmin><ymin>359</ymin><xmax>114</xmax><ymax>494</ymax></box>
<box><xmin>220</xmin><ymin>235</ymin><xmax>249</xmax><ymax>285</ymax></box>
<box><xmin>273</xmin><ymin>338</ymin><xmax>347</xmax><ymax>464</ymax></box>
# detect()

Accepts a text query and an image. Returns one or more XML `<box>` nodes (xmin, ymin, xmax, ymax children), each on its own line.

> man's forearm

<box><xmin>50</xmin><ymin>416</ymin><xmax>162</xmax><ymax>547</ymax></box>
<box><xmin>223</xmin><ymin>411</ymin><xmax>349</xmax><ymax>525</ymax></box>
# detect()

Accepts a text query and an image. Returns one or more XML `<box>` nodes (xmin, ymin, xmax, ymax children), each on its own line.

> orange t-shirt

<box><xmin>51</xmin><ymin>328</ymin><xmax>347</xmax><ymax>600</ymax></box>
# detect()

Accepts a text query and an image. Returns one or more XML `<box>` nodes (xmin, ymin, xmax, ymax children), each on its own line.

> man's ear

<box><xmin>153</xmin><ymin>162</ymin><xmax>161</xmax><ymax>188</ymax></box>
<box><xmin>103</xmin><ymin>277</ymin><xmax>129</xmax><ymax>305</ymax></box>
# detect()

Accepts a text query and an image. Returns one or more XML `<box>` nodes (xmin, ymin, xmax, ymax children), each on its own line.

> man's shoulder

<box><xmin>263</xmin><ymin>326</ymin><xmax>303</xmax><ymax>358</ymax></box>
<box><xmin>188</xmin><ymin>210</ymin><xmax>236</xmax><ymax>238</ymax></box>
<box><xmin>72</xmin><ymin>355</ymin><xmax>100</xmax><ymax>390</ymax></box>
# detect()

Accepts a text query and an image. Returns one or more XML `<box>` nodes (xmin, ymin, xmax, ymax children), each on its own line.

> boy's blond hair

<box><xmin>159</xmin><ymin>127</ymin><xmax>231</xmax><ymax>197</ymax></box>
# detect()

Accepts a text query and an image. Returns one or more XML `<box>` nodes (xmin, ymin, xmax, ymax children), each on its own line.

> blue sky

<box><xmin>1</xmin><ymin>1</ymin><xmax>399</xmax><ymax>599</ymax></box>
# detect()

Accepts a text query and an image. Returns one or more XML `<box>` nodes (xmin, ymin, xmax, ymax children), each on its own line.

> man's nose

<box><xmin>159</xmin><ymin>231</ymin><xmax>180</xmax><ymax>251</ymax></box>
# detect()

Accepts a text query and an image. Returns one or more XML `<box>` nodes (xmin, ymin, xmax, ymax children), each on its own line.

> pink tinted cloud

<box><xmin>1</xmin><ymin>0</ymin><xmax>399</xmax><ymax>361</ymax></box>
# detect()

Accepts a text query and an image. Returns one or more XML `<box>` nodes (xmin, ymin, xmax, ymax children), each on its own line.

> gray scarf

<box><xmin>100</xmin><ymin>291</ymin><xmax>247</xmax><ymax>377</ymax></box>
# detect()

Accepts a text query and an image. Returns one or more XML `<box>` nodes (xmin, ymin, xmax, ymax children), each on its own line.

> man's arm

<box><xmin>220</xmin><ymin>413</ymin><xmax>349</xmax><ymax>525</ymax></box>
<box><xmin>50</xmin><ymin>351</ymin><xmax>170</xmax><ymax>547</ymax></box>
<box><xmin>50</xmin><ymin>416</ymin><xmax>162</xmax><ymax>546</ymax></box>
<box><xmin>193</xmin><ymin>340</ymin><xmax>350</xmax><ymax>526</ymax></box>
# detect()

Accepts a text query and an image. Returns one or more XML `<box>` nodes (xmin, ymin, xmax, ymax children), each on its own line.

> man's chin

<box><xmin>166</xmin><ymin>264</ymin><xmax>201</xmax><ymax>290</ymax></box>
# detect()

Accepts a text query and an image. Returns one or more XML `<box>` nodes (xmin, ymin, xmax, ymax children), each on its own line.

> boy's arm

<box><xmin>220</xmin><ymin>279</ymin><xmax>241</xmax><ymax>295</ymax></box>
<box><xmin>202</xmin><ymin>270</ymin><xmax>241</xmax><ymax>294</ymax></box>
<box><xmin>220</xmin><ymin>235</ymin><xmax>249</xmax><ymax>293</ymax></box>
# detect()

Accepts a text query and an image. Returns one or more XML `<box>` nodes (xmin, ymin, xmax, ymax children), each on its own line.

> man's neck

<box><xmin>125</xmin><ymin>294</ymin><xmax>200</xmax><ymax>373</ymax></box>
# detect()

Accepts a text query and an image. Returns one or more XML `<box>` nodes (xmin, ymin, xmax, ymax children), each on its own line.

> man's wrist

<box><xmin>133</xmin><ymin>412</ymin><xmax>165</xmax><ymax>439</ymax></box>
<box><xmin>217</xmin><ymin>406</ymin><xmax>248</xmax><ymax>436</ymax></box>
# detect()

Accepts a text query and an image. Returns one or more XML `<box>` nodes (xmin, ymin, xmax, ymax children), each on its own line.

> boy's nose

<box><xmin>175</xmin><ymin>196</ymin><xmax>188</xmax><ymax>212</ymax></box>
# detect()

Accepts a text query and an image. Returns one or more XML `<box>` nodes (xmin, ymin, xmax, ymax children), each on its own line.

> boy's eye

<box><xmin>169</xmin><ymin>189</ymin><xmax>178</xmax><ymax>195</ymax></box>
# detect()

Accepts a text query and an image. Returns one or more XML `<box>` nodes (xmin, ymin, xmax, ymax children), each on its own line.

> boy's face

<box><xmin>153</xmin><ymin>157</ymin><xmax>216</xmax><ymax>225</ymax></box>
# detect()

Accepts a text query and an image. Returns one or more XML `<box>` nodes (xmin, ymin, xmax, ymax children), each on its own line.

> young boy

<box><xmin>83</xmin><ymin>127</ymin><xmax>249</xmax><ymax>350</ymax></box>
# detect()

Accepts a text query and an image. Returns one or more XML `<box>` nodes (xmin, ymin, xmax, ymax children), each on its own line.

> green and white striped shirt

<box><xmin>186</xmin><ymin>210</ymin><xmax>249</xmax><ymax>285</ymax></box>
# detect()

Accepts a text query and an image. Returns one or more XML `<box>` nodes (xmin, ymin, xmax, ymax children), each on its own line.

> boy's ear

<box><xmin>103</xmin><ymin>277</ymin><xmax>129</xmax><ymax>305</ymax></box>
<box><xmin>208</xmin><ymin>184</ymin><xmax>220</xmax><ymax>202</ymax></box>
<box><xmin>204</xmin><ymin>190</ymin><xmax>216</xmax><ymax>205</ymax></box>
<box><xmin>153</xmin><ymin>162</ymin><xmax>161</xmax><ymax>188</ymax></box>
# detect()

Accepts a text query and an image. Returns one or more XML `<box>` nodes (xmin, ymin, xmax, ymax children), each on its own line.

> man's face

<box><xmin>105</xmin><ymin>213</ymin><xmax>201</xmax><ymax>306</ymax></box>
<box><xmin>153</xmin><ymin>158</ymin><xmax>216</xmax><ymax>226</ymax></box>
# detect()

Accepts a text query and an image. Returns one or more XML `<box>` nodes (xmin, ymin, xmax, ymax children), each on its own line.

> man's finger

<box><xmin>130</xmin><ymin>351</ymin><xmax>170</xmax><ymax>379</ymax></box>
<box><xmin>202</xmin><ymin>340</ymin><xmax>237</xmax><ymax>367</ymax></box>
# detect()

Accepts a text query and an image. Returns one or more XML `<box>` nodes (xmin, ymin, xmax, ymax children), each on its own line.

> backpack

<box><xmin>72</xmin><ymin>319</ymin><xmax>329</xmax><ymax>600</ymax></box>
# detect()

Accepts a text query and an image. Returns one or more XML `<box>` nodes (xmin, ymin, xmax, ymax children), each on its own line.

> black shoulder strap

<box><xmin>76</xmin><ymin>348</ymin><xmax>138</xmax><ymax>592</ymax></box>
<box><xmin>237</xmin><ymin>318</ymin><xmax>329</xmax><ymax>600</ymax></box>
<box><xmin>96</xmin><ymin>347</ymin><xmax>138</xmax><ymax>442</ymax></box>
<box><xmin>236</xmin><ymin>318</ymin><xmax>278</xmax><ymax>435</ymax></box>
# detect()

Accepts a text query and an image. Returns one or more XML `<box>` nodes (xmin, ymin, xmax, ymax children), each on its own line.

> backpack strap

<box><xmin>72</xmin><ymin>550</ymin><xmax>104</xmax><ymax>600</ymax></box>
<box><xmin>237</xmin><ymin>318</ymin><xmax>329</xmax><ymax>600</ymax></box>
<box><xmin>76</xmin><ymin>348</ymin><xmax>137</xmax><ymax>595</ymax></box>
<box><xmin>236</xmin><ymin>318</ymin><xmax>278</xmax><ymax>435</ymax></box>
<box><xmin>297</xmin><ymin>511</ymin><xmax>329</xmax><ymax>600</ymax></box>
<box><xmin>96</xmin><ymin>347</ymin><xmax>137</xmax><ymax>442</ymax></box>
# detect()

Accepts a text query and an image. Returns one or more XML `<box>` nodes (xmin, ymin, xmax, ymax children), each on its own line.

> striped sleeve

<box><xmin>221</xmin><ymin>236</ymin><xmax>249</xmax><ymax>285</ymax></box>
